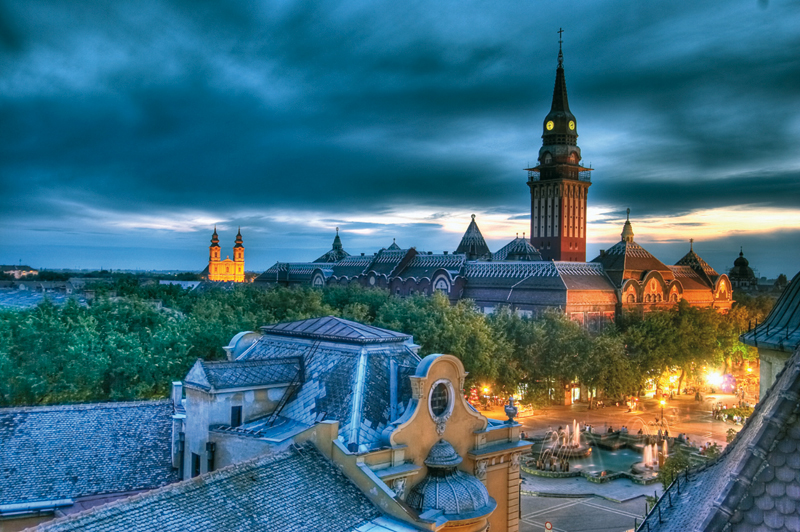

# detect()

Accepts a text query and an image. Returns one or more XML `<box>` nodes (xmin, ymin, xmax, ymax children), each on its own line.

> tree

<box><xmin>658</xmin><ymin>448</ymin><xmax>691</xmax><ymax>490</ymax></box>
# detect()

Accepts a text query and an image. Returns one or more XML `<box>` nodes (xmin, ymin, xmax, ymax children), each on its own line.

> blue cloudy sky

<box><xmin>1</xmin><ymin>0</ymin><xmax>799</xmax><ymax>277</ymax></box>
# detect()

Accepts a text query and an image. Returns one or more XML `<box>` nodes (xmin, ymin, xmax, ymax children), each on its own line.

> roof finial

<box><xmin>690</xmin><ymin>238</ymin><xmax>694</xmax><ymax>251</ymax></box>
<box><xmin>393</xmin><ymin>238</ymin><xmax>396</xmax><ymax>243</ymax></box>
<box><xmin>471</xmin><ymin>213</ymin><xmax>476</xmax><ymax>220</ymax></box>
<box><xmin>740</xmin><ymin>246</ymin><xmax>743</xmax><ymax>256</ymax></box>
<box><xmin>336</xmin><ymin>226</ymin><xmax>339</xmax><ymax>235</ymax></box>
<box><xmin>626</xmin><ymin>208</ymin><xmax>630</xmax><ymax>222</ymax></box>
<box><xmin>523</xmin><ymin>232</ymin><xmax>526</xmax><ymax>239</ymax></box>
<box><xmin>516</xmin><ymin>232</ymin><xmax>519</xmax><ymax>238</ymax></box>
<box><xmin>557</xmin><ymin>28</ymin><xmax>564</xmax><ymax>66</ymax></box>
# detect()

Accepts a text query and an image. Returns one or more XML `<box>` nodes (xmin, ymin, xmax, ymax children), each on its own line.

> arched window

<box><xmin>627</xmin><ymin>294</ymin><xmax>636</xmax><ymax>303</ymax></box>
<box><xmin>543</xmin><ymin>152</ymin><xmax>553</xmax><ymax>164</ymax></box>
<box><xmin>568</xmin><ymin>153</ymin><xmax>577</xmax><ymax>164</ymax></box>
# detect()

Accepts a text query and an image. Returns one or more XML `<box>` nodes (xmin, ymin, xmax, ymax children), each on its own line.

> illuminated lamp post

<box><xmin>660</xmin><ymin>399</ymin><xmax>666</xmax><ymax>427</ymax></box>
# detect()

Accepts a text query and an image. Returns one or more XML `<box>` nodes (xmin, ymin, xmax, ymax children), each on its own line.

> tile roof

<box><xmin>396</xmin><ymin>253</ymin><xmax>466</xmax><ymax>280</ymax></box>
<box><xmin>592</xmin><ymin>240</ymin><xmax>673</xmax><ymax>287</ymax></box>
<box><xmin>35</xmin><ymin>443</ymin><xmax>381</xmax><ymax>532</ymax></box>
<box><xmin>455</xmin><ymin>216</ymin><xmax>491</xmax><ymax>260</ymax></box>
<box><xmin>741</xmin><ymin>270</ymin><xmax>800</xmax><ymax>353</ymax></box>
<box><xmin>365</xmin><ymin>249</ymin><xmax>409</xmax><ymax>277</ymax></box>
<box><xmin>184</xmin><ymin>358</ymin><xmax>301</xmax><ymax>392</ymax></box>
<box><xmin>639</xmin><ymin>345</ymin><xmax>800</xmax><ymax>531</ymax></box>
<box><xmin>240</xmin><ymin>324</ymin><xmax>420</xmax><ymax>451</ymax></box>
<box><xmin>492</xmin><ymin>237</ymin><xmax>543</xmax><ymax>262</ymax></box>
<box><xmin>553</xmin><ymin>261</ymin><xmax>617</xmax><ymax>291</ymax></box>
<box><xmin>331</xmin><ymin>255</ymin><xmax>374</xmax><ymax>279</ymax></box>
<box><xmin>260</xmin><ymin>316</ymin><xmax>411</xmax><ymax>344</ymax></box>
<box><xmin>0</xmin><ymin>401</ymin><xmax>178</xmax><ymax>506</ymax></box>
<box><xmin>464</xmin><ymin>261</ymin><xmax>560</xmax><ymax>279</ymax></box>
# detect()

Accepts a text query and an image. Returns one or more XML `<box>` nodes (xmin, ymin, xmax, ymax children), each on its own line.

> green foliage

<box><xmin>0</xmin><ymin>277</ymin><xmax>776</xmax><ymax>408</ymax></box>
<box><xmin>705</xmin><ymin>443</ymin><xmax>722</xmax><ymax>459</ymax></box>
<box><xmin>727</xmin><ymin>428</ymin><xmax>738</xmax><ymax>443</ymax></box>
<box><xmin>658</xmin><ymin>448</ymin><xmax>691</xmax><ymax>491</ymax></box>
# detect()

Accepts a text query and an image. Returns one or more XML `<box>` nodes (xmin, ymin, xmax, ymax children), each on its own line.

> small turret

<box><xmin>621</xmin><ymin>209</ymin><xmax>634</xmax><ymax>243</ymax></box>
<box><xmin>233</xmin><ymin>227</ymin><xmax>244</xmax><ymax>264</ymax></box>
<box><xmin>209</xmin><ymin>226</ymin><xmax>221</xmax><ymax>262</ymax></box>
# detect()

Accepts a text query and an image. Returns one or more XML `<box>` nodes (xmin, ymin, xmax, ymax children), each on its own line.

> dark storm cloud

<box><xmin>1</xmin><ymin>0</ymin><xmax>799</xmax><ymax>272</ymax></box>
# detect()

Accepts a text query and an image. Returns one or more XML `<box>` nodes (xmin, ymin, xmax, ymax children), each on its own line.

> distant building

<box><xmin>256</xmin><ymin>46</ymin><xmax>732</xmax><ymax>320</ymax></box>
<box><xmin>256</xmin><ymin>214</ymin><xmax>733</xmax><ymax>322</ymax></box>
<box><xmin>201</xmin><ymin>227</ymin><xmax>245</xmax><ymax>282</ymax></box>
<box><xmin>0</xmin><ymin>264</ymin><xmax>38</xmax><ymax>279</ymax></box>
<box><xmin>729</xmin><ymin>248</ymin><xmax>759</xmax><ymax>291</ymax></box>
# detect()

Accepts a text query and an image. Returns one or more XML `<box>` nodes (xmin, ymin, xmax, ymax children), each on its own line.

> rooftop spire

<box><xmin>234</xmin><ymin>227</ymin><xmax>244</xmax><ymax>248</ymax></box>
<box><xmin>211</xmin><ymin>225</ymin><xmax>220</xmax><ymax>246</ymax></box>
<box><xmin>621</xmin><ymin>208</ymin><xmax>634</xmax><ymax>243</ymax></box>
<box><xmin>690</xmin><ymin>238</ymin><xmax>694</xmax><ymax>252</ymax></box>
<box><xmin>557</xmin><ymin>27</ymin><xmax>564</xmax><ymax>67</ymax></box>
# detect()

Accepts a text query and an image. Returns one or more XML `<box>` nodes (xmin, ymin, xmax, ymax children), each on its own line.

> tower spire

<box><xmin>557</xmin><ymin>27</ymin><xmax>564</xmax><ymax>66</ymax></box>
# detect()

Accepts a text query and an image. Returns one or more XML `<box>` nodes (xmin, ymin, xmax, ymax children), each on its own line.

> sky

<box><xmin>1</xmin><ymin>0</ymin><xmax>799</xmax><ymax>278</ymax></box>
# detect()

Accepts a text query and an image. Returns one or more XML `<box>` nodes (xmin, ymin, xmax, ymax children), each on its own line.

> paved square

<box><xmin>520</xmin><ymin>495</ymin><xmax>646</xmax><ymax>532</ymax></box>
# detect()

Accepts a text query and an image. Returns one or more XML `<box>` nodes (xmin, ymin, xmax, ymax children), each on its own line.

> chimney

<box><xmin>600</xmin><ymin>250</ymin><xmax>605</xmax><ymax>257</ymax></box>
<box><xmin>443</xmin><ymin>251</ymin><xmax>448</xmax><ymax>255</ymax></box>
<box><xmin>361</xmin><ymin>252</ymin><xmax>365</xmax><ymax>256</ymax></box>
<box><xmin>171</xmin><ymin>381</ymin><xmax>183</xmax><ymax>408</ymax></box>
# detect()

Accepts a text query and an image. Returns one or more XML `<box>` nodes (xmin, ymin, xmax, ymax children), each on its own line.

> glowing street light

<box><xmin>660</xmin><ymin>399</ymin><xmax>666</xmax><ymax>427</ymax></box>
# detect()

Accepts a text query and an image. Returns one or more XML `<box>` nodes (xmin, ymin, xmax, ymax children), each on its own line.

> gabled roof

<box><xmin>184</xmin><ymin>358</ymin><xmax>301</xmax><ymax>392</ymax></box>
<box><xmin>387</xmin><ymin>239</ymin><xmax>401</xmax><ymax>251</ymax></box>
<box><xmin>365</xmin><ymin>249</ymin><xmax>410</xmax><ymax>277</ymax></box>
<box><xmin>260</xmin><ymin>316</ymin><xmax>411</xmax><ymax>344</ymax></box>
<box><xmin>255</xmin><ymin>262</ymin><xmax>336</xmax><ymax>284</ymax></box>
<box><xmin>492</xmin><ymin>237</ymin><xmax>543</xmax><ymax>262</ymax></box>
<box><xmin>741</xmin><ymin>269</ymin><xmax>800</xmax><ymax>352</ymax></box>
<box><xmin>455</xmin><ymin>215</ymin><xmax>491</xmax><ymax>260</ymax></box>
<box><xmin>639</xmin><ymin>345</ymin><xmax>800</xmax><ymax>531</ymax></box>
<box><xmin>36</xmin><ymin>443</ymin><xmax>381</xmax><ymax>532</ymax></box>
<box><xmin>0</xmin><ymin>401</ymin><xmax>178</xmax><ymax>506</ymax></box>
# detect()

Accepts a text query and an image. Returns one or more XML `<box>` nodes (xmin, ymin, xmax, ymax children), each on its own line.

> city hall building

<box><xmin>255</xmin><ymin>48</ymin><xmax>732</xmax><ymax>321</ymax></box>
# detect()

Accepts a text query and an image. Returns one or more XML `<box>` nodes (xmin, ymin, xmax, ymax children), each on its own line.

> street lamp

<box><xmin>660</xmin><ymin>399</ymin><xmax>666</xmax><ymax>427</ymax></box>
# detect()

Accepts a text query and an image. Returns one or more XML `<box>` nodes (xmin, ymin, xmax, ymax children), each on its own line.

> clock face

<box><xmin>546</xmin><ymin>121</ymin><xmax>554</xmax><ymax>131</ymax></box>
<box><xmin>569</xmin><ymin>120</ymin><xmax>575</xmax><ymax>130</ymax></box>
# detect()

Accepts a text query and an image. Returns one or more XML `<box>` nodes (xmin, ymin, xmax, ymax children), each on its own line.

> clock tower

<box><xmin>526</xmin><ymin>37</ymin><xmax>592</xmax><ymax>262</ymax></box>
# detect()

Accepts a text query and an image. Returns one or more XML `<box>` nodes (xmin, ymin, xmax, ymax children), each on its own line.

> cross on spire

<box><xmin>557</xmin><ymin>28</ymin><xmax>564</xmax><ymax>66</ymax></box>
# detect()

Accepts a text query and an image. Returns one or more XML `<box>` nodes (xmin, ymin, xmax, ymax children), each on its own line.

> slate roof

<box><xmin>184</xmin><ymin>358</ymin><xmax>301</xmax><ymax>392</ymax></box>
<box><xmin>260</xmin><ymin>316</ymin><xmax>411</xmax><ymax>344</ymax></box>
<box><xmin>741</xmin><ymin>269</ymin><xmax>800</xmax><ymax>352</ymax></box>
<box><xmin>668</xmin><ymin>265</ymin><xmax>715</xmax><ymax>292</ymax></box>
<box><xmin>0</xmin><ymin>401</ymin><xmax>178</xmax><ymax>506</ymax></box>
<box><xmin>492</xmin><ymin>237</ymin><xmax>543</xmax><ymax>262</ymax></box>
<box><xmin>365</xmin><ymin>249</ymin><xmax>409</xmax><ymax>277</ymax></box>
<box><xmin>35</xmin><ymin>443</ymin><xmax>381</xmax><ymax>532</ymax></box>
<box><xmin>455</xmin><ymin>216</ymin><xmax>491</xmax><ymax>260</ymax></box>
<box><xmin>255</xmin><ymin>262</ymin><xmax>336</xmax><ymax>284</ymax></box>
<box><xmin>554</xmin><ymin>261</ymin><xmax>617</xmax><ymax>291</ymax></box>
<box><xmin>240</xmin><ymin>318</ymin><xmax>421</xmax><ymax>451</ymax></box>
<box><xmin>639</xmin><ymin>345</ymin><xmax>800</xmax><ymax>531</ymax></box>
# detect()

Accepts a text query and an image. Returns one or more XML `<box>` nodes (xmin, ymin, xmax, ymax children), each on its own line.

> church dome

<box><xmin>406</xmin><ymin>440</ymin><xmax>493</xmax><ymax>518</ymax></box>
<box><xmin>734</xmin><ymin>249</ymin><xmax>749</xmax><ymax>268</ymax></box>
<box><xmin>730</xmin><ymin>248</ymin><xmax>756</xmax><ymax>283</ymax></box>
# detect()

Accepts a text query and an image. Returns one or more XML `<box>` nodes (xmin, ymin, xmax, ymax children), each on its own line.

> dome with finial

<box><xmin>621</xmin><ymin>209</ymin><xmax>634</xmax><ymax>243</ymax></box>
<box><xmin>210</xmin><ymin>226</ymin><xmax>220</xmax><ymax>247</ymax></box>
<box><xmin>406</xmin><ymin>439</ymin><xmax>495</xmax><ymax>519</ymax></box>
<box><xmin>492</xmin><ymin>235</ymin><xmax>543</xmax><ymax>261</ymax></box>
<box><xmin>729</xmin><ymin>247</ymin><xmax>757</xmax><ymax>287</ymax></box>
<box><xmin>233</xmin><ymin>227</ymin><xmax>244</xmax><ymax>248</ymax></box>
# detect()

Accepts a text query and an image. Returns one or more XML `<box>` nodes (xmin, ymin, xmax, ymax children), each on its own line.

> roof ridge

<box><xmin>0</xmin><ymin>399</ymin><xmax>171</xmax><ymax>414</ymax></box>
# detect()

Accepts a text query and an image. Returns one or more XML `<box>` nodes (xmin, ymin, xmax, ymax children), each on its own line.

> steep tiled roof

<box><xmin>592</xmin><ymin>240</ymin><xmax>673</xmax><ymax>287</ymax></box>
<box><xmin>35</xmin><ymin>443</ymin><xmax>381</xmax><ymax>532</ymax></box>
<box><xmin>741</xmin><ymin>270</ymin><xmax>800</xmax><ymax>352</ymax></box>
<box><xmin>553</xmin><ymin>261</ymin><xmax>616</xmax><ymax>291</ymax></box>
<box><xmin>675</xmin><ymin>242</ymin><xmax>720</xmax><ymax>286</ymax></box>
<box><xmin>669</xmin><ymin>265</ymin><xmax>714</xmax><ymax>291</ymax></box>
<box><xmin>365</xmin><ymin>249</ymin><xmax>409</xmax><ymax>277</ymax></box>
<box><xmin>492</xmin><ymin>237</ymin><xmax>542</xmax><ymax>262</ymax></box>
<box><xmin>255</xmin><ymin>262</ymin><xmax>336</xmax><ymax>284</ymax></box>
<box><xmin>455</xmin><ymin>216</ymin><xmax>491</xmax><ymax>260</ymax></box>
<box><xmin>184</xmin><ymin>358</ymin><xmax>301</xmax><ymax>392</ymax></box>
<box><xmin>261</xmin><ymin>316</ymin><xmax>411</xmax><ymax>344</ymax></box>
<box><xmin>640</xmin><ymin>345</ymin><xmax>800</xmax><ymax>531</ymax></box>
<box><xmin>240</xmin><ymin>322</ymin><xmax>420</xmax><ymax>452</ymax></box>
<box><xmin>464</xmin><ymin>261</ymin><xmax>559</xmax><ymax>279</ymax></box>
<box><xmin>0</xmin><ymin>401</ymin><xmax>178</xmax><ymax>506</ymax></box>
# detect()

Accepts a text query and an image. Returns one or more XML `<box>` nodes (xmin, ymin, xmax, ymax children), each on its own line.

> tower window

<box><xmin>191</xmin><ymin>453</ymin><xmax>201</xmax><ymax>478</ymax></box>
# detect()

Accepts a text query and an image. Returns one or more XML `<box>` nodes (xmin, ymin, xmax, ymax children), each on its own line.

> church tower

<box><xmin>233</xmin><ymin>227</ymin><xmax>245</xmax><ymax>282</ymax></box>
<box><xmin>209</xmin><ymin>226</ymin><xmax>221</xmax><ymax>263</ymax></box>
<box><xmin>526</xmin><ymin>36</ymin><xmax>592</xmax><ymax>262</ymax></box>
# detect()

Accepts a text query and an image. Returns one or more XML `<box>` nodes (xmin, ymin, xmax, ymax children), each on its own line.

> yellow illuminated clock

<box><xmin>546</xmin><ymin>121</ymin><xmax>554</xmax><ymax>130</ymax></box>
<box><xmin>569</xmin><ymin>120</ymin><xmax>575</xmax><ymax>130</ymax></box>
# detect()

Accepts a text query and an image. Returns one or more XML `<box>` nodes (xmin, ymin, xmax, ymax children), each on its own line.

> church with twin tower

<box><xmin>526</xmin><ymin>37</ymin><xmax>592</xmax><ymax>262</ymax></box>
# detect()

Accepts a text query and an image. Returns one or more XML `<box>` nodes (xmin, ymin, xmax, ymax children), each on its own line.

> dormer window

<box><xmin>543</xmin><ymin>152</ymin><xmax>552</xmax><ymax>164</ymax></box>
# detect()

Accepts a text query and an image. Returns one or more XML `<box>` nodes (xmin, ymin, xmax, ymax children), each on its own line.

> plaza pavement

<box><xmin>482</xmin><ymin>392</ymin><xmax>751</xmax><ymax>529</ymax></box>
